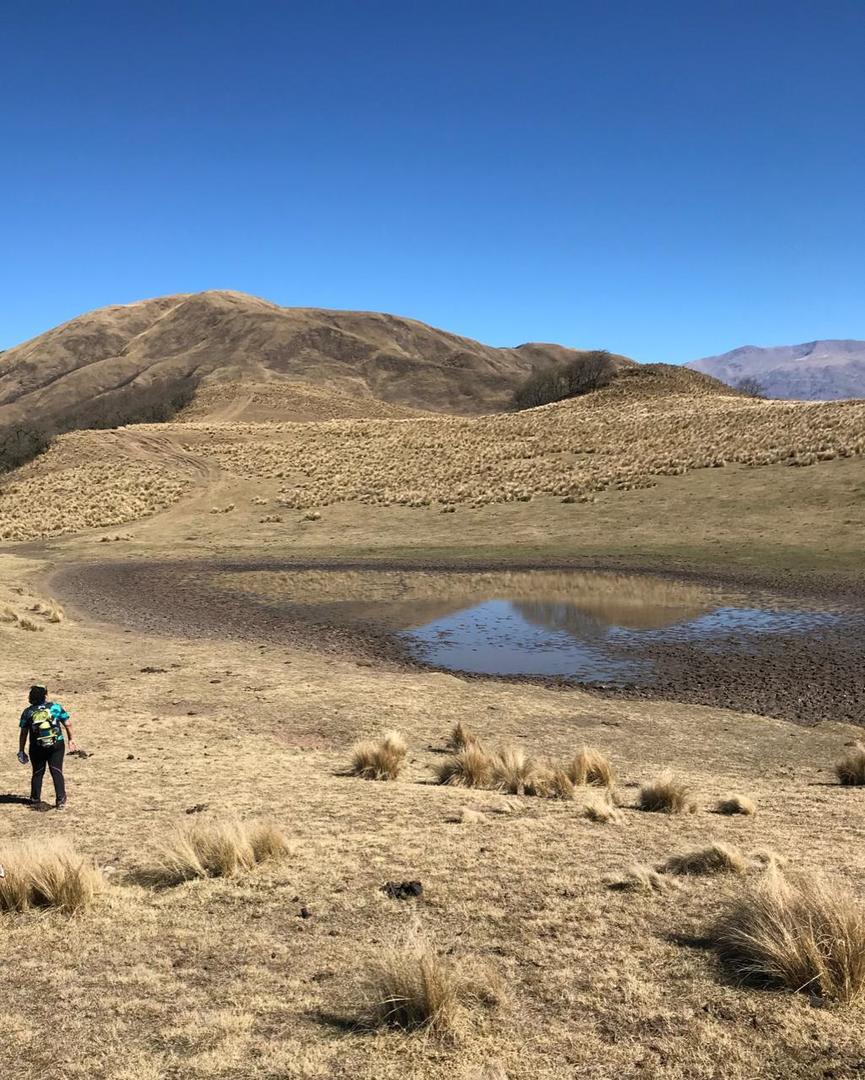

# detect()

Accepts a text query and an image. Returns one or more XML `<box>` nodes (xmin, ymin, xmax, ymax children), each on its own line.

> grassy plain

<box><xmin>2</xmin><ymin>375</ymin><xmax>865</xmax><ymax>1078</ymax></box>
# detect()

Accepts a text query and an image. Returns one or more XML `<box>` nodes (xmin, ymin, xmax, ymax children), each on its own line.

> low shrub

<box><xmin>712</xmin><ymin>869</ymin><xmax>865</xmax><ymax>1003</ymax></box>
<box><xmin>350</xmin><ymin>731</ymin><xmax>408</xmax><ymax>781</ymax></box>
<box><xmin>0</xmin><ymin>840</ymin><xmax>104</xmax><ymax>913</ymax></box>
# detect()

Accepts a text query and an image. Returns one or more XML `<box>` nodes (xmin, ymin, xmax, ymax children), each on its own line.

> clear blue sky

<box><xmin>2</xmin><ymin>1</ymin><xmax>863</xmax><ymax>362</ymax></box>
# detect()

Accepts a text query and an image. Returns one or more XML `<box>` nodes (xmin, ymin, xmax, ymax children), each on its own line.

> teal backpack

<box><xmin>29</xmin><ymin>705</ymin><xmax>62</xmax><ymax>749</ymax></box>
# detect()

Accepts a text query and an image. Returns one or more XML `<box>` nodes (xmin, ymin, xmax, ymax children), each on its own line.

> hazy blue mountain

<box><xmin>686</xmin><ymin>340</ymin><xmax>865</xmax><ymax>400</ymax></box>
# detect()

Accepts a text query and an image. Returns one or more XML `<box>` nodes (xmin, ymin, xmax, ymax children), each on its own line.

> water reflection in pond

<box><xmin>215</xmin><ymin>567</ymin><xmax>855</xmax><ymax>685</ymax></box>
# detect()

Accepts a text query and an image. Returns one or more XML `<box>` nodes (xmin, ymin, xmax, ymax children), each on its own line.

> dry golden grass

<box><xmin>713</xmin><ymin>870</ymin><xmax>865</xmax><ymax>1004</ymax></box>
<box><xmin>834</xmin><ymin>742</ymin><xmax>865</xmax><ymax>786</ymax></box>
<box><xmin>137</xmin><ymin>819</ymin><xmax>289</xmax><ymax>886</ymax></box>
<box><xmin>637</xmin><ymin>770</ymin><xmax>697</xmax><ymax>814</ymax></box>
<box><xmin>0</xmin><ymin>840</ymin><xmax>103</xmax><ymax>913</ymax></box>
<box><xmin>536</xmin><ymin>766</ymin><xmax>576</xmax><ymax>800</ymax></box>
<box><xmin>491</xmin><ymin>746</ymin><xmax>540</xmax><ymax>795</ymax></box>
<box><xmin>176</xmin><ymin>389</ymin><xmax>865</xmax><ymax>514</ymax></box>
<box><xmin>567</xmin><ymin>746</ymin><xmax>615</xmax><ymax>787</ymax></box>
<box><xmin>362</xmin><ymin>928</ymin><xmax>498</xmax><ymax>1037</ymax></box>
<box><xmin>715</xmin><ymin>795</ymin><xmax>757</xmax><ymax>815</ymax></box>
<box><xmin>350</xmin><ymin>730</ymin><xmax>408</xmax><ymax>780</ymax></box>
<box><xmin>435</xmin><ymin>743</ymin><xmax>496</xmax><ymax>788</ymax></box>
<box><xmin>448</xmin><ymin>721</ymin><xmax>478</xmax><ymax>750</ymax></box>
<box><xmin>608</xmin><ymin>864</ymin><xmax>670</xmax><ymax>892</ymax></box>
<box><xmin>0</xmin><ymin>430</ymin><xmax>192</xmax><ymax>541</ymax></box>
<box><xmin>580</xmin><ymin>792</ymin><xmax>624</xmax><ymax>824</ymax></box>
<box><xmin>660</xmin><ymin>842</ymin><xmax>749</xmax><ymax>876</ymax></box>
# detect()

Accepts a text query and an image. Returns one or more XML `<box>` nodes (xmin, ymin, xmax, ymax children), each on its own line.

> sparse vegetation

<box><xmin>712</xmin><ymin>870</ymin><xmax>865</xmax><ymax>1003</ymax></box>
<box><xmin>447</xmin><ymin>721</ymin><xmax>478</xmax><ymax>750</ymax></box>
<box><xmin>835</xmin><ymin>742</ymin><xmax>865</xmax><ymax>786</ymax></box>
<box><xmin>0</xmin><ymin>840</ymin><xmax>104</xmax><ymax>913</ymax></box>
<box><xmin>637</xmin><ymin>771</ymin><xmax>697</xmax><ymax>813</ymax></box>
<box><xmin>137</xmin><ymin>819</ymin><xmax>289</xmax><ymax>886</ymax></box>
<box><xmin>349</xmin><ymin>731</ymin><xmax>408</xmax><ymax>780</ymax></box>
<box><xmin>491</xmin><ymin>745</ymin><xmax>540</xmax><ymax>795</ymax></box>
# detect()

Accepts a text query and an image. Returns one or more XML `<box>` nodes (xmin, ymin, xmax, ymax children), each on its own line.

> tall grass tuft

<box><xmin>712</xmin><ymin>869</ymin><xmax>865</xmax><ymax>1003</ymax></box>
<box><xmin>362</xmin><ymin>928</ymin><xmax>498</xmax><ymax>1036</ymax></box>
<box><xmin>0</xmin><ymin>840</ymin><xmax>104</xmax><ymax>913</ymax></box>
<box><xmin>436</xmin><ymin>743</ymin><xmax>495</xmax><ymax>788</ymax></box>
<box><xmin>492</xmin><ymin>746</ymin><xmax>539</xmax><ymax>795</ymax></box>
<box><xmin>448</xmin><ymin>721</ymin><xmax>478</xmax><ymax>751</ymax></box>
<box><xmin>350</xmin><ymin>731</ymin><xmax>408</xmax><ymax>781</ymax></box>
<box><xmin>661</xmin><ymin>842</ymin><xmax>748</xmax><ymax>876</ymax></box>
<box><xmin>138</xmin><ymin>819</ymin><xmax>289</xmax><ymax>887</ymax></box>
<box><xmin>567</xmin><ymin>747</ymin><xmax>614</xmax><ymax>788</ymax></box>
<box><xmin>835</xmin><ymin>742</ymin><xmax>865</xmax><ymax>786</ymax></box>
<box><xmin>637</xmin><ymin>770</ymin><xmax>697</xmax><ymax>814</ymax></box>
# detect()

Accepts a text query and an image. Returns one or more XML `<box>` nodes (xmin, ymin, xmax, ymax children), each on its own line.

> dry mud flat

<box><xmin>52</xmin><ymin>557</ymin><xmax>865</xmax><ymax>728</ymax></box>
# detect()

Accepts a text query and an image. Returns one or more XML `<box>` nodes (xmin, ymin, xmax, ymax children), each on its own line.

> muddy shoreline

<box><xmin>51</xmin><ymin>556</ymin><xmax>865</xmax><ymax>728</ymax></box>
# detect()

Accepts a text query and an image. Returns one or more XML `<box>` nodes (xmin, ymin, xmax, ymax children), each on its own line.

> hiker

<box><xmin>17</xmin><ymin>684</ymin><xmax>76</xmax><ymax>810</ymax></box>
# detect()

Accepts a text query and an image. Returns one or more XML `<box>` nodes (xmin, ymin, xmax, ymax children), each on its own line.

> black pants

<box><xmin>30</xmin><ymin>743</ymin><xmax>66</xmax><ymax>805</ymax></box>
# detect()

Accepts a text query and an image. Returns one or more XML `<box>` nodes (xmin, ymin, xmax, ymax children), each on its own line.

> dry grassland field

<box><xmin>2</xmin><ymin>366</ymin><xmax>865</xmax><ymax>1080</ymax></box>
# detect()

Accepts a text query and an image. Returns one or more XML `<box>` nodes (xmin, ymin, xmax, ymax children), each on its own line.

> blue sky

<box><xmin>1</xmin><ymin>1</ymin><xmax>863</xmax><ymax>362</ymax></box>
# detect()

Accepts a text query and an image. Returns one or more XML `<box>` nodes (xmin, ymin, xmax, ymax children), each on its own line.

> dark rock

<box><xmin>185</xmin><ymin>803</ymin><xmax>209</xmax><ymax>814</ymax></box>
<box><xmin>382</xmin><ymin>880</ymin><xmax>423</xmax><ymax>901</ymax></box>
<box><xmin>299</xmin><ymin>906</ymin><xmax>311</xmax><ymax>919</ymax></box>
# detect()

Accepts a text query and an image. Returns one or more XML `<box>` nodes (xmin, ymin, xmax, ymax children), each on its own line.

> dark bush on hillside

<box><xmin>0</xmin><ymin>425</ymin><xmax>55</xmax><ymax>473</ymax></box>
<box><xmin>511</xmin><ymin>350</ymin><xmax>615</xmax><ymax>410</ymax></box>
<box><xmin>0</xmin><ymin>375</ymin><xmax>198</xmax><ymax>475</ymax></box>
<box><xmin>734</xmin><ymin>376</ymin><xmax>766</xmax><ymax>399</ymax></box>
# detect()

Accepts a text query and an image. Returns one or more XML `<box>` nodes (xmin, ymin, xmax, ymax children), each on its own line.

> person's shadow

<box><xmin>0</xmin><ymin>794</ymin><xmax>32</xmax><ymax>806</ymax></box>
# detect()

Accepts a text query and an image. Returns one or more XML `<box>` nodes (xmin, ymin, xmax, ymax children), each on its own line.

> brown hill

<box><xmin>0</xmin><ymin>290</ymin><xmax>634</xmax><ymax>428</ymax></box>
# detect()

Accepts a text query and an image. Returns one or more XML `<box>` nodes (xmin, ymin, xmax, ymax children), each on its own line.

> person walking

<box><xmin>17</xmin><ymin>684</ymin><xmax>76</xmax><ymax>810</ymax></box>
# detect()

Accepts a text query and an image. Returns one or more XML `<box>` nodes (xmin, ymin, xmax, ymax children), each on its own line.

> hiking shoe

<box><xmin>55</xmin><ymin>800</ymin><xmax>67</xmax><ymax>812</ymax></box>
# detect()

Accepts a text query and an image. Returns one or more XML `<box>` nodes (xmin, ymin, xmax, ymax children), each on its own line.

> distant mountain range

<box><xmin>686</xmin><ymin>340</ymin><xmax>865</xmax><ymax>400</ymax></box>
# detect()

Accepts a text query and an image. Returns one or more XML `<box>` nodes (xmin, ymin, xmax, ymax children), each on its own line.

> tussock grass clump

<box><xmin>362</xmin><ymin>929</ymin><xmax>498</xmax><ymax>1036</ymax></box>
<box><xmin>350</xmin><ymin>731</ymin><xmax>408</xmax><ymax>781</ymax></box>
<box><xmin>492</xmin><ymin>746</ymin><xmax>540</xmax><ymax>795</ymax></box>
<box><xmin>447</xmin><ymin>721</ymin><xmax>478</xmax><ymax>750</ymax></box>
<box><xmin>535</xmin><ymin>766</ymin><xmax>576</xmax><ymax>800</ymax></box>
<box><xmin>580</xmin><ymin>794</ymin><xmax>624</xmax><ymax>824</ymax></box>
<box><xmin>0</xmin><ymin>605</ymin><xmax>17</xmax><ymax>623</ymax></box>
<box><xmin>0</xmin><ymin>840</ymin><xmax>104</xmax><ymax>914</ymax></box>
<box><xmin>608</xmin><ymin>864</ymin><xmax>669</xmax><ymax>893</ymax></box>
<box><xmin>16</xmin><ymin>616</ymin><xmax>44</xmax><ymax>632</ymax></box>
<box><xmin>661</xmin><ymin>842</ymin><xmax>748</xmax><ymax>876</ymax></box>
<box><xmin>715</xmin><ymin>795</ymin><xmax>756</xmax><ymax>815</ymax></box>
<box><xmin>567</xmin><ymin>746</ymin><xmax>614</xmax><ymax>788</ymax></box>
<box><xmin>436</xmin><ymin>743</ymin><xmax>495</xmax><ymax>788</ymax></box>
<box><xmin>712</xmin><ymin>870</ymin><xmax>865</xmax><ymax>1003</ymax></box>
<box><xmin>835</xmin><ymin>742</ymin><xmax>865</xmax><ymax>786</ymax></box>
<box><xmin>139</xmin><ymin>819</ymin><xmax>289</xmax><ymax>887</ymax></box>
<box><xmin>637</xmin><ymin>770</ymin><xmax>697</xmax><ymax>814</ymax></box>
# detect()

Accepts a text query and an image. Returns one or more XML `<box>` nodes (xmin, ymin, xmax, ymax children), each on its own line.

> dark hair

<box><xmin>28</xmin><ymin>684</ymin><xmax>47</xmax><ymax>706</ymax></box>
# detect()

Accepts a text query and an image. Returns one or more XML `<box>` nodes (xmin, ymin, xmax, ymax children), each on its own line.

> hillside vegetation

<box><xmin>0</xmin><ymin>363</ymin><xmax>862</xmax><ymax>542</ymax></box>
